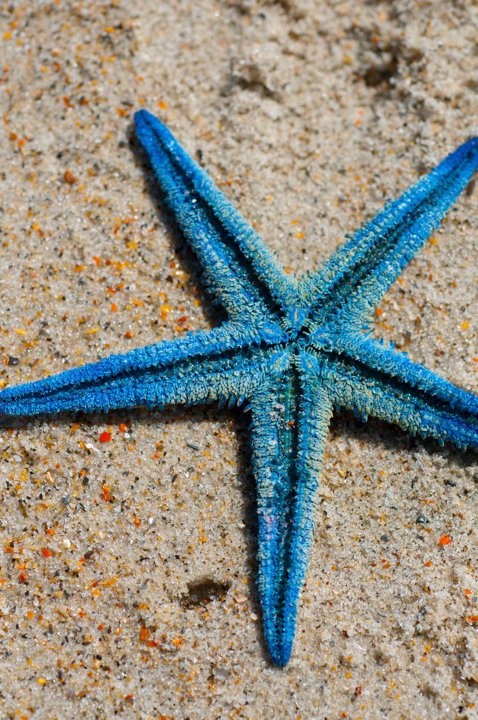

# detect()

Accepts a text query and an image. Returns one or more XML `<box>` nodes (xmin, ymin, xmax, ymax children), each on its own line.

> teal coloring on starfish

<box><xmin>1</xmin><ymin>110</ymin><xmax>477</xmax><ymax>666</ymax></box>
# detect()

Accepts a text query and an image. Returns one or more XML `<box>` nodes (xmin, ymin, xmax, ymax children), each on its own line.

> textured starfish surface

<box><xmin>1</xmin><ymin>111</ymin><xmax>477</xmax><ymax>666</ymax></box>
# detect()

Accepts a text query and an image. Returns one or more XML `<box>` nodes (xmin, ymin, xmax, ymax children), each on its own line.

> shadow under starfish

<box><xmin>1</xmin><ymin>111</ymin><xmax>477</xmax><ymax>667</ymax></box>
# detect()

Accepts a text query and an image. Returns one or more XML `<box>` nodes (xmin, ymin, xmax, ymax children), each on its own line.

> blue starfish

<box><xmin>1</xmin><ymin>110</ymin><xmax>477</xmax><ymax>667</ymax></box>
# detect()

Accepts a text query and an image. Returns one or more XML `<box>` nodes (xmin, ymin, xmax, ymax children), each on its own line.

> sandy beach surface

<box><xmin>0</xmin><ymin>1</ymin><xmax>477</xmax><ymax>718</ymax></box>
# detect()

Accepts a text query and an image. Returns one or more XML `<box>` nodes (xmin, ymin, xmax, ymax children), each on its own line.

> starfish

<box><xmin>1</xmin><ymin>111</ymin><xmax>477</xmax><ymax>667</ymax></box>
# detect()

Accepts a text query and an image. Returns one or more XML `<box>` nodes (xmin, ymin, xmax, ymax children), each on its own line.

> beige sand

<box><xmin>0</xmin><ymin>1</ymin><xmax>477</xmax><ymax>718</ymax></box>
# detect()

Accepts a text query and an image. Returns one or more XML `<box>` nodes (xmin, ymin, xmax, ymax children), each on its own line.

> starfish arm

<box><xmin>302</xmin><ymin>137</ymin><xmax>478</xmax><ymax>327</ymax></box>
<box><xmin>0</xmin><ymin>323</ymin><xmax>286</xmax><ymax>417</ymax></box>
<box><xmin>317</xmin><ymin>352</ymin><xmax>478</xmax><ymax>450</ymax></box>
<box><xmin>249</xmin><ymin>351</ymin><xmax>333</xmax><ymax>666</ymax></box>
<box><xmin>311</xmin><ymin>331</ymin><xmax>478</xmax><ymax>417</ymax></box>
<box><xmin>135</xmin><ymin>110</ymin><xmax>299</xmax><ymax>320</ymax></box>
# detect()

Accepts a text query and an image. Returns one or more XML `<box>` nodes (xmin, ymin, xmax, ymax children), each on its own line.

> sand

<box><xmin>0</xmin><ymin>1</ymin><xmax>477</xmax><ymax>718</ymax></box>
